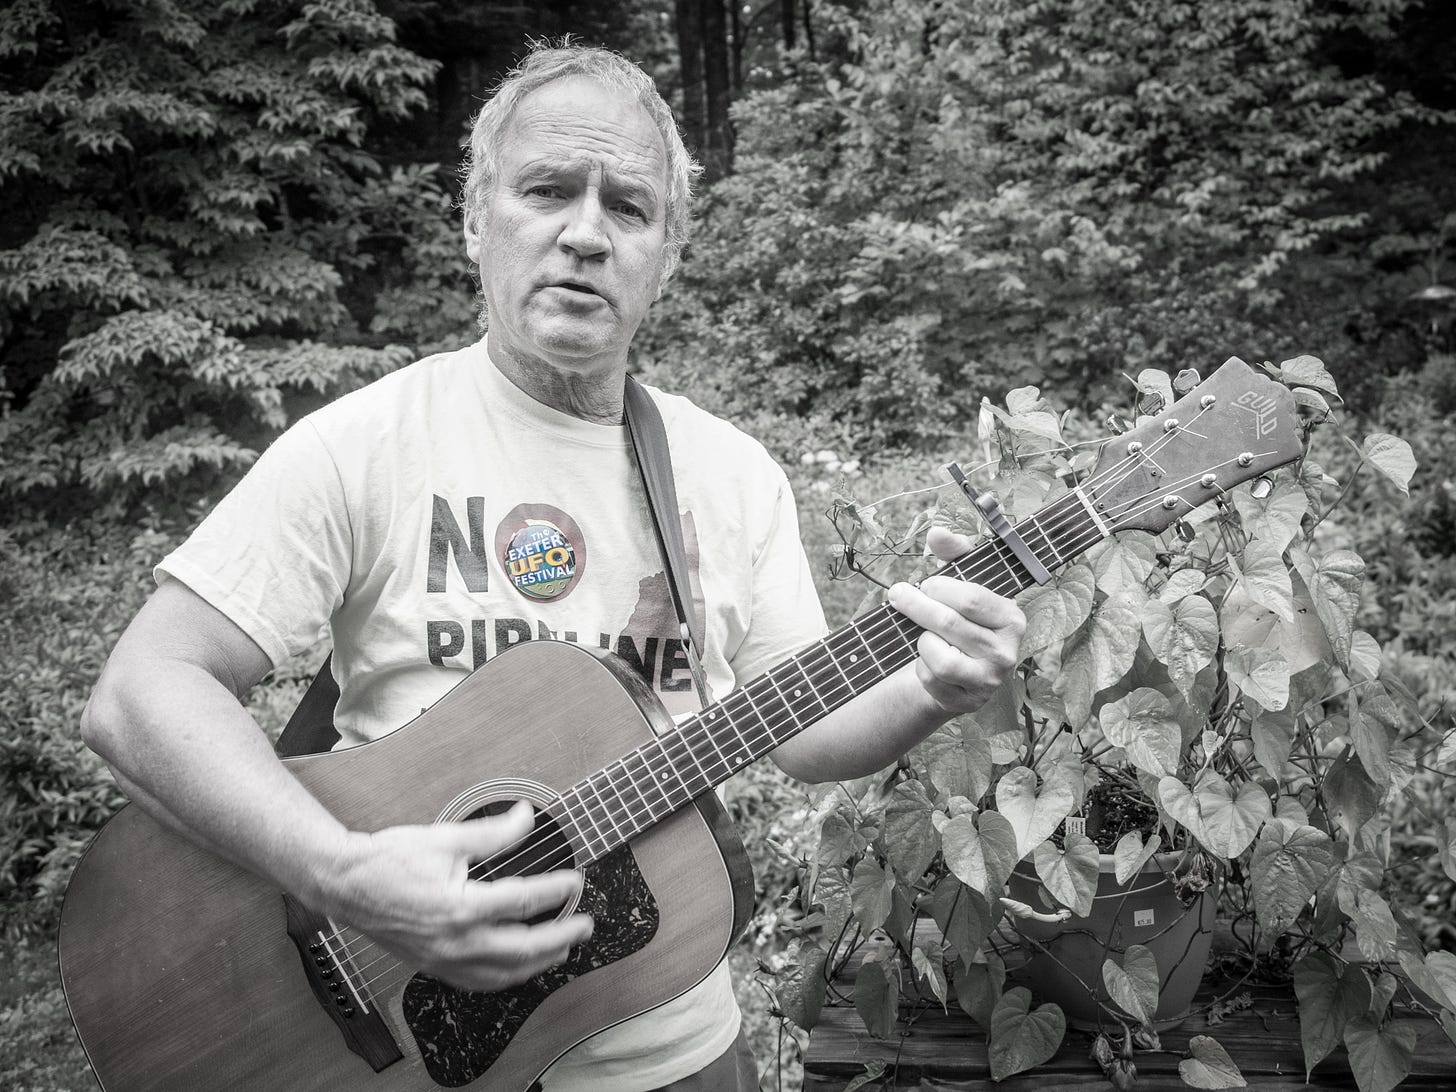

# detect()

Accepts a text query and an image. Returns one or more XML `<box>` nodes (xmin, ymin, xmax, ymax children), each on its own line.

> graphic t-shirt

<box><xmin>156</xmin><ymin>340</ymin><xmax>827</xmax><ymax>1088</ymax></box>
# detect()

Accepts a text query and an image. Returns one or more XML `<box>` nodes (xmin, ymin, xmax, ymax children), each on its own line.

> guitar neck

<box><xmin>555</xmin><ymin>489</ymin><xmax>1107</xmax><ymax>864</ymax></box>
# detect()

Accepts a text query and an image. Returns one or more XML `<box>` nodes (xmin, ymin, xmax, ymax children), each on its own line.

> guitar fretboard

<box><xmin>550</xmin><ymin>489</ymin><xmax>1106</xmax><ymax>864</ymax></box>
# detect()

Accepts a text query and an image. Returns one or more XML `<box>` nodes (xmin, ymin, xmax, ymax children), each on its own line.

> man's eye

<box><xmin>614</xmin><ymin>203</ymin><xmax>646</xmax><ymax>220</ymax></box>
<box><xmin>527</xmin><ymin>185</ymin><xmax>562</xmax><ymax>199</ymax></box>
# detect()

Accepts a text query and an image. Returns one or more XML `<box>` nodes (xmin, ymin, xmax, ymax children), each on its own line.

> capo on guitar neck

<box><xmin>943</xmin><ymin>462</ymin><xmax>1053</xmax><ymax>586</ymax></box>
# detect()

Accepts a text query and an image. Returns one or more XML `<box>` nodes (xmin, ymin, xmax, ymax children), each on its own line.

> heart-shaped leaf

<box><xmin>1053</xmin><ymin>598</ymin><xmax>1141</xmax><ymax>727</ymax></box>
<box><xmin>912</xmin><ymin>938</ymin><xmax>948</xmax><ymax>1008</ymax></box>
<box><xmin>1018</xmin><ymin>564</ymin><xmax>1095</xmax><ymax>659</ymax></box>
<box><xmin>882</xmin><ymin>778</ymin><xmax>940</xmax><ymax>882</ymax></box>
<box><xmin>1292</xmin><ymin>546</ymin><xmax>1364</xmax><ymax>670</ymax></box>
<box><xmin>1102</xmin><ymin>944</ymin><xmax>1159</xmax><ymax>1025</ymax></box>
<box><xmin>931</xmin><ymin>875</ymin><xmax>995</xmax><ymax>961</ymax></box>
<box><xmin>850</xmin><ymin>856</ymin><xmax>895</xmax><ymax>933</ymax></box>
<box><xmin>1159</xmin><ymin>774</ymin><xmax>1270</xmax><ymax>859</ymax></box>
<box><xmin>1234</xmin><ymin>535</ymin><xmax>1295</xmax><ymax>621</ymax></box>
<box><xmin>1232</xmin><ymin>478</ymin><xmax>1308</xmax><ymax>553</ymax></box>
<box><xmin>1113</xmin><ymin>830</ymin><xmax>1162</xmax><ymax>884</ymax></box>
<box><xmin>854</xmin><ymin>952</ymin><xmax>899</xmax><ymax>1040</ymax></box>
<box><xmin>1361</xmin><ymin>432</ymin><xmax>1416</xmax><ymax>495</ymax></box>
<box><xmin>989</xmin><ymin>986</ymin><xmax>1066</xmax><ymax>1081</ymax></box>
<box><xmin>1250</xmin><ymin>818</ymin><xmax>1333</xmax><ymax>934</ymax></box>
<box><xmin>954</xmin><ymin>949</ymin><xmax>1006</xmax><ymax>1031</ymax></box>
<box><xmin>1344</xmin><ymin>1014</ymin><xmax>1416</xmax><ymax>1092</ymax></box>
<box><xmin>1179</xmin><ymin>1034</ymin><xmax>1247</xmax><ymax>1088</ymax></box>
<box><xmin>1281</xmin><ymin>354</ymin><xmax>1339</xmax><ymax>396</ymax></box>
<box><xmin>1225</xmin><ymin>644</ymin><xmax>1290</xmax><ymax>712</ymax></box>
<box><xmin>1142</xmin><ymin>594</ymin><xmax>1218</xmax><ymax>698</ymax></box>
<box><xmin>997</xmin><ymin>766</ymin><xmax>1075</xmax><ymax>859</ymax></box>
<box><xmin>777</xmin><ymin>943</ymin><xmax>828</xmax><ymax>1029</ymax></box>
<box><xmin>1294</xmin><ymin>951</ymin><xmax>1371</xmax><ymax>1076</ymax></box>
<box><xmin>941</xmin><ymin>809</ymin><xmax>1020</xmax><ymax>897</ymax></box>
<box><xmin>1101</xmin><ymin>687</ymin><xmax>1183</xmax><ymax>777</ymax></box>
<box><xmin>1089</xmin><ymin>533</ymin><xmax>1157</xmax><ymax>600</ymax></box>
<box><xmin>1034</xmin><ymin>831</ymin><xmax>1099</xmax><ymax>916</ymax></box>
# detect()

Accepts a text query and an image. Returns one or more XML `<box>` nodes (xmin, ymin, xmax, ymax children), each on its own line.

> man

<box><xmin>81</xmin><ymin>43</ymin><xmax>1024</xmax><ymax>1090</ymax></box>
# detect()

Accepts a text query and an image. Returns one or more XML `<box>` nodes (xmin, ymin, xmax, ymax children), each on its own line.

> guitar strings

<box><xmin>330</xmin><ymin>422</ymin><xmax>1231</xmax><ymax>990</ymax></box>
<box><xmin>348</xmin><ymin>457</ymin><xmax>1250</xmax><ymax>998</ymax></box>
<box><xmin>334</xmin><ymin>428</ymin><xmax>1233</xmax><ymax>992</ymax></box>
<box><xmin>332</xmin><ymin>421</ymin><xmax>1260</xmax><ymax>994</ymax></box>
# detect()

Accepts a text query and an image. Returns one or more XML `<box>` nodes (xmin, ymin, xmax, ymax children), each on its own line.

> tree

<box><xmin>0</xmin><ymin>0</ymin><xmax>474</xmax><ymax>522</ymax></box>
<box><xmin>641</xmin><ymin>0</ymin><xmax>1441</xmax><ymax>447</ymax></box>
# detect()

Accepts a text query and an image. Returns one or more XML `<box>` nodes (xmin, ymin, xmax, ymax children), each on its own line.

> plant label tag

<box><xmin>1065</xmin><ymin>816</ymin><xmax>1086</xmax><ymax>837</ymax></box>
<box><xmin>1134</xmin><ymin>908</ymin><xmax>1155</xmax><ymax>927</ymax></box>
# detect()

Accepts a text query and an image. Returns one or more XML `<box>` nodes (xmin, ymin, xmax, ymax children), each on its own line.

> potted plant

<box><xmin>773</xmin><ymin>357</ymin><xmax>1455</xmax><ymax>1091</ymax></box>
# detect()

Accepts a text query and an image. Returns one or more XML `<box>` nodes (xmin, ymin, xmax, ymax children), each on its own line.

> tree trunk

<box><xmin>701</xmin><ymin>0</ymin><xmax>733</xmax><ymax>180</ymax></box>
<box><xmin>674</xmin><ymin>0</ymin><xmax>707</xmax><ymax>164</ymax></box>
<box><xmin>780</xmin><ymin>0</ymin><xmax>796</xmax><ymax>52</ymax></box>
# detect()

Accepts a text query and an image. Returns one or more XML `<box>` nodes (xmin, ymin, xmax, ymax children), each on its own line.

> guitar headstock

<box><xmin>1083</xmin><ymin>357</ymin><xmax>1303</xmax><ymax>535</ymax></box>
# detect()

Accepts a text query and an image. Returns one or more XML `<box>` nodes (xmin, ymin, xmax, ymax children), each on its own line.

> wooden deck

<box><xmin>801</xmin><ymin>929</ymin><xmax>1456</xmax><ymax>1090</ymax></box>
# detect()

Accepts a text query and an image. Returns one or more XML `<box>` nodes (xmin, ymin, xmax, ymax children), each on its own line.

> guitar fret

<box><xmin>588</xmin><ymin>769</ymin><xmax>632</xmax><ymax>844</ymax></box>
<box><xmin>1026</xmin><ymin>513</ymin><xmax>1064</xmax><ymax>566</ymax></box>
<box><xmin>787</xmin><ymin>659</ymin><xmax>831</xmax><ymax>719</ymax></box>
<box><xmin>560</xmin><ymin>788</ymin><xmax>608</xmax><ymax>860</ymax></box>
<box><xmin>696</xmin><ymin>708</ymin><xmax>734</xmax><ymax>775</ymax></box>
<box><xmin>738</xmin><ymin>684</ymin><xmax>776</xmax><ymax>757</ymax></box>
<box><xmin>615</xmin><ymin>749</ymin><xmax>661</xmax><ymax>827</ymax></box>
<box><xmin>765</xmin><ymin>671</ymin><xmax>807</xmax><ymax>745</ymax></box>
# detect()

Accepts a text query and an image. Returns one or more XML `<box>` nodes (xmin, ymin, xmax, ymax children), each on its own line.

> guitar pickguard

<box><xmin>401</xmin><ymin>844</ymin><xmax>659</xmax><ymax>1087</ymax></box>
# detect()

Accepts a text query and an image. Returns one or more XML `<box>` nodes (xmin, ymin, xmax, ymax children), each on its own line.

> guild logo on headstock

<box><xmin>1231</xmin><ymin>390</ymin><xmax>1279</xmax><ymax>438</ymax></box>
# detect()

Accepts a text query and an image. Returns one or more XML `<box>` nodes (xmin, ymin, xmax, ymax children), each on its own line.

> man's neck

<box><xmin>485</xmin><ymin>334</ymin><xmax>626</xmax><ymax>425</ymax></box>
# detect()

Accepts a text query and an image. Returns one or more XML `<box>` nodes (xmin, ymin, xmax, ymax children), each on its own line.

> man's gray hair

<box><xmin>461</xmin><ymin>42</ymin><xmax>702</xmax><ymax>283</ymax></box>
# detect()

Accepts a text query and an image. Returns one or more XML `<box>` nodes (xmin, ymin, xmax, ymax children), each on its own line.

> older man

<box><xmin>82</xmin><ymin>43</ymin><xmax>1024</xmax><ymax>1090</ymax></box>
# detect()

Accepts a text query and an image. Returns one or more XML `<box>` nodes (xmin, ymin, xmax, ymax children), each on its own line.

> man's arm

<box><xmin>82</xmin><ymin>579</ymin><xmax>592</xmax><ymax>991</ymax></box>
<box><xmin>770</xmin><ymin>526</ymin><xmax>1026</xmax><ymax>783</ymax></box>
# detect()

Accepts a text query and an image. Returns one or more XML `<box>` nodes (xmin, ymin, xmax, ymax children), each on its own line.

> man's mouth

<box><xmin>553</xmin><ymin>281</ymin><xmax>601</xmax><ymax>297</ymax></box>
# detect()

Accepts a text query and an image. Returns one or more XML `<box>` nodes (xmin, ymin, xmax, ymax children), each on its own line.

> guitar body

<box><xmin>59</xmin><ymin>641</ymin><xmax>754</xmax><ymax>1091</ymax></box>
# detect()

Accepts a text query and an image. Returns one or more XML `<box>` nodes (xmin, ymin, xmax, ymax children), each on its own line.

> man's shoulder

<box><xmin>305</xmin><ymin>342</ymin><xmax>483</xmax><ymax>438</ymax></box>
<box><xmin>643</xmin><ymin>383</ymin><xmax>784</xmax><ymax>479</ymax></box>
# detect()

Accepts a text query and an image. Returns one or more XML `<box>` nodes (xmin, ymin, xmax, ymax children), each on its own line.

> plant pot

<box><xmin>1005</xmin><ymin>852</ymin><xmax>1215</xmax><ymax>1032</ymax></box>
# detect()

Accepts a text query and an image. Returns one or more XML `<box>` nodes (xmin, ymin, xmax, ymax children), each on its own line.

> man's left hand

<box><xmin>886</xmin><ymin>525</ymin><xmax>1026</xmax><ymax>718</ymax></box>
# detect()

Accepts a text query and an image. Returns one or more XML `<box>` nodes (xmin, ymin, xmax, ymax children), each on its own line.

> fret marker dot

<box><xmin>850</xmin><ymin>654</ymin><xmax>858</xmax><ymax>663</ymax></box>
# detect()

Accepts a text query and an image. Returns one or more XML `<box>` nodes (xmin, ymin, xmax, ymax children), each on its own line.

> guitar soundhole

<box><xmin>463</xmin><ymin>800</ymin><xmax>580</xmax><ymax>925</ymax></box>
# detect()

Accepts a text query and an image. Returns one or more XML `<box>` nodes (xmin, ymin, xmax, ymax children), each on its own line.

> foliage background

<box><xmin>2</xmin><ymin>0</ymin><xmax>1454</xmax><ymax>1089</ymax></box>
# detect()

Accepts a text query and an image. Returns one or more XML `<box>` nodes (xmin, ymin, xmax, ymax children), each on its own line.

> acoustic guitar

<box><xmin>59</xmin><ymin>358</ymin><xmax>1300</xmax><ymax>1090</ymax></box>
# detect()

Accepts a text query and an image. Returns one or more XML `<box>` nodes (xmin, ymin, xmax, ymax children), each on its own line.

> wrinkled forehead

<box><xmin>500</xmin><ymin>76</ymin><xmax>668</xmax><ymax>195</ymax></box>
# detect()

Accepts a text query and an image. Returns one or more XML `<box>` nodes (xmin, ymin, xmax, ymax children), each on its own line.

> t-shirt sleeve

<box><xmin>154</xmin><ymin>418</ymin><xmax>351</xmax><ymax>669</ymax></box>
<box><xmin>727</xmin><ymin>468</ymin><xmax>828</xmax><ymax>683</ymax></box>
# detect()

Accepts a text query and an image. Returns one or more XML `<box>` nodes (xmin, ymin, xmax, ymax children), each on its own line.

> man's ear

<box><xmin>463</xmin><ymin>219</ymin><xmax>482</xmax><ymax>264</ymax></box>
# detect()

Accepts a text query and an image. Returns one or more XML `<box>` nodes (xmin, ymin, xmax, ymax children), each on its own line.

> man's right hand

<box><xmin>325</xmin><ymin>800</ymin><xmax>593</xmax><ymax>992</ymax></box>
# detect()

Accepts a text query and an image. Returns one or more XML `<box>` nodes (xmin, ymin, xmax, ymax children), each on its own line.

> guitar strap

<box><xmin>622</xmin><ymin>374</ymin><xmax>712</xmax><ymax>707</ymax></box>
<box><xmin>276</xmin><ymin>373</ymin><xmax>706</xmax><ymax>758</ymax></box>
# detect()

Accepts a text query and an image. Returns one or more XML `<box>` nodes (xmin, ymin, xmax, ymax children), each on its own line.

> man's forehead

<box><xmin>501</xmin><ymin>77</ymin><xmax>667</xmax><ymax>187</ymax></box>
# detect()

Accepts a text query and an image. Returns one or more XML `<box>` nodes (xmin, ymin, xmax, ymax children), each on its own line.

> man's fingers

<box><xmin>888</xmin><ymin>576</ymin><xmax>1024</xmax><ymax>637</ymax></box>
<box><xmin>469</xmin><ymin>869</ymin><xmax>585</xmax><ymax>924</ymax></box>
<box><xmin>925</xmin><ymin>524</ymin><xmax>977</xmax><ymax>562</ymax></box>
<box><xmin>441</xmin><ymin>801</ymin><xmax>536</xmax><ymax>860</ymax></box>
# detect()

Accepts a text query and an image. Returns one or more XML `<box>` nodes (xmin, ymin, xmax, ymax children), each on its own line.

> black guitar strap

<box><xmin>276</xmin><ymin>373</ymin><xmax>706</xmax><ymax>758</ymax></box>
<box><xmin>622</xmin><ymin>375</ymin><xmax>711</xmax><ymax>706</ymax></box>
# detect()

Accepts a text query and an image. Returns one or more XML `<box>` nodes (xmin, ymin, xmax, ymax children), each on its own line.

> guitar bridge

<box><xmin>283</xmin><ymin>893</ymin><xmax>403</xmax><ymax>1073</ymax></box>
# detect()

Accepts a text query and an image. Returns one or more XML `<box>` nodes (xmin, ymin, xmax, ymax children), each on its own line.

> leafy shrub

<box><xmin>0</xmin><ymin>0</ymin><xmax>475</xmax><ymax>524</ymax></box>
<box><xmin>0</xmin><ymin>523</ymin><xmax>155</xmax><ymax>924</ymax></box>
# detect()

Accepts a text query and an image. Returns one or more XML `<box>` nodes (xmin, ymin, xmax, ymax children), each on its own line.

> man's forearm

<box><xmin>82</xmin><ymin>655</ymin><xmax>352</xmax><ymax>914</ymax></box>
<box><xmin>769</xmin><ymin>662</ymin><xmax>945</xmax><ymax>783</ymax></box>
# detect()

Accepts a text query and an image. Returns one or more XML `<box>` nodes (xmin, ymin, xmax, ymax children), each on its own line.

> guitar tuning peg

<box><xmin>1250</xmin><ymin>476</ymin><xmax>1274</xmax><ymax>500</ymax></box>
<box><xmin>1174</xmin><ymin>520</ymin><xmax>1196</xmax><ymax>542</ymax></box>
<box><xmin>1137</xmin><ymin>390</ymin><xmax>1166</xmax><ymax>417</ymax></box>
<box><xmin>1105</xmin><ymin>413</ymin><xmax>1131</xmax><ymax>436</ymax></box>
<box><xmin>1173</xmin><ymin>368</ymin><xmax>1202</xmax><ymax>395</ymax></box>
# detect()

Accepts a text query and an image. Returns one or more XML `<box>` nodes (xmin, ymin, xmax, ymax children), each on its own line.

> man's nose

<box><xmin>558</xmin><ymin>195</ymin><xmax>611</xmax><ymax>260</ymax></box>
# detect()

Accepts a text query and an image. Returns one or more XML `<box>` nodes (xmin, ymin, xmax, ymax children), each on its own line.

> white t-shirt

<box><xmin>157</xmin><ymin>340</ymin><xmax>826</xmax><ymax>1088</ymax></box>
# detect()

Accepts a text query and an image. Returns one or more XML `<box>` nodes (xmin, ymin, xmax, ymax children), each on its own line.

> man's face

<box><xmin>469</xmin><ymin>77</ymin><xmax>669</xmax><ymax>378</ymax></box>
